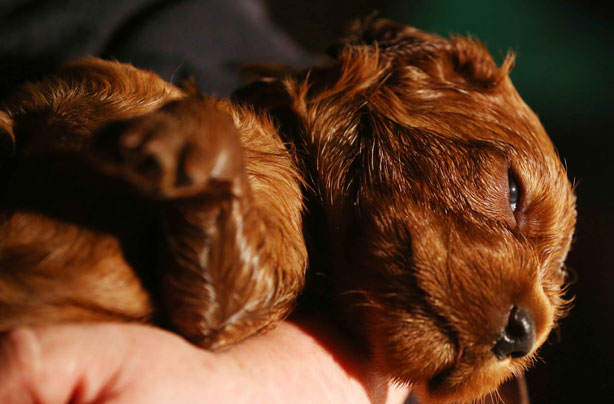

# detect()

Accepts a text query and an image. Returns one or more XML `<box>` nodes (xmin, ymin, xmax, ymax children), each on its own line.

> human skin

<box><xmin>0</xmin><ymin>320</ymin><xmax>409</xmax><ymax>404</ymax></box>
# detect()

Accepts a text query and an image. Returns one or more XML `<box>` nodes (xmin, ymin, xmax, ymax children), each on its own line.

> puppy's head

<box><xmin>238</xmin><ymin>20</ymin><xmax>576</xmax><ymax>403</ymax></box>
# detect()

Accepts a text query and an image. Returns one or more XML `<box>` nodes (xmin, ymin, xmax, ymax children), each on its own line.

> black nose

<box><xmin>492</xmin><ymin>306</ymin><xmax>536</xmax><ymax>360</ymax></box>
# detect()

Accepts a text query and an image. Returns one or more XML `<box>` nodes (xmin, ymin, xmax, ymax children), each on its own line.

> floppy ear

<box><xmin>0</xmin><ymin>111</ymin><xmax>15</xmax><ymax>158</ymax></box>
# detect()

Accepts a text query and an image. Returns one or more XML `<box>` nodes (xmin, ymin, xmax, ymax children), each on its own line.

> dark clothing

<box><xmin>0</xmin><ymin>0</ymin><xmax>315</xmax><ymax>98</ymax></box>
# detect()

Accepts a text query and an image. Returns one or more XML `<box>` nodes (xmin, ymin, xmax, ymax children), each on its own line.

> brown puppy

<box><xmin>0</xmin><ymin>20</ymin><xmax>575</xmax><ymax>404</ymax></box>
<box><xmin>237</xmin><ymin>19</ymin><xmax>576</xmax><ymax>403</ymax></box>
<box><xmin>0</xmin><ymin>59</ymin><xmax>307</xmax><ymax>349</ymax></box>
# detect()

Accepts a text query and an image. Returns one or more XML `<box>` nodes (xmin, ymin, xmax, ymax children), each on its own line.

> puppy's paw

<box><xmin>92</xmin><ymin>99</ymin><xmax>244</xmax><ymax>199</ymax></box>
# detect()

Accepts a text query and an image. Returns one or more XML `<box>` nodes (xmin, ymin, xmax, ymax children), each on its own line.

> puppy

<box><xmin>0</xmin><ymin>59</ymin><xmax>307</xmax><ymax>349</ymax></box>
<box><xmin>0</xmin><ymin>19</ymin><xmax>575</xmax><ymax>404</ymax></box>
<box><xmin>236</xmin><ymin>19</ymin><xmax>576</xmax><ymax>403</ymax></box>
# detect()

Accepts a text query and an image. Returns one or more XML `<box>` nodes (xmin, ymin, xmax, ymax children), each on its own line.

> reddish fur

<box><xmin>239</xmin><ymin>19</ymin><xmax>575</xmax><ymax>403</ymax></box>
<box><xmin>0</xmin><ymin>58</ymin><xmax>306</xmax><ymax>349</ymax></box>
<box><xmin>0</xmin><ymin>20</ymin><xmax>575</xmax><ymax>404</ymax></box>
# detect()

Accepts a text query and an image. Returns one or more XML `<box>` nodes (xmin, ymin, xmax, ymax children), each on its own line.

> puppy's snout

<box><xmin>492</xmin><ymin>306</ymin><xmax>536</xmax><ymax>360</ymax></box>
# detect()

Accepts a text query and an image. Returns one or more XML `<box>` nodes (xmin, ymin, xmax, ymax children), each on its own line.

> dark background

<box><xmin>1</xmin><ymin>1</ymin><xmax>612</xmax><ymax>402</ymax></box>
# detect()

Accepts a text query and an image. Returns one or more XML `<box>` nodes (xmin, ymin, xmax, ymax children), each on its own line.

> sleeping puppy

<box><xmin>0</xmin><ymin>19</ymin><xmax>575</xmax><ymax>404</ymax></box>
<box><xmin>236</xmin><ymin>19</ymin><xmax>576</xmax><ymax>403</ymax></box>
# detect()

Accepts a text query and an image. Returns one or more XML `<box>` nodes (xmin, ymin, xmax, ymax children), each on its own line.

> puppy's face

<box><xmin>275</xmin><ymin>21</ymin><xmax>576</xmax><ymax>403</ymax></box>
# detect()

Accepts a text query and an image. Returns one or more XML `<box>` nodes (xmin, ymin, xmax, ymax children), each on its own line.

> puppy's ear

<box><xmin>327</xmin><ymin>18</ymin><xmax>440</xmax><ymax>58</ymax></box>
<box><xmin>0</xmin><ymin>111</ymin><xmax>15</xmax><ymax>158</ymax></box>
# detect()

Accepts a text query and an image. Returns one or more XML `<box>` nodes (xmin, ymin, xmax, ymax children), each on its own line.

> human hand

<box><xmin>0</xmin><ymin>321</ymin><xmax>409</xmax><ymax>403</ymax></box>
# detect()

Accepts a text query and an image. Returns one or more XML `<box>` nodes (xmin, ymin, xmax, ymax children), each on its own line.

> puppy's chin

<box><xmin>409</xmin><ymin>352</ymin><xmax>529</xmax><ymax>404</ymax></box>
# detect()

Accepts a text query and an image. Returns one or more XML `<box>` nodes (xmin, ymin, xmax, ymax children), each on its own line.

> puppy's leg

<box><xmin>92</xmin><ymin>98</ymin><xmax>305</xmax><ymax>349</ymax></box>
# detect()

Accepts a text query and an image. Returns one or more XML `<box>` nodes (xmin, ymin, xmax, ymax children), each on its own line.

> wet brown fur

<box><xmin>0</xmin><ymin>20</ymin><xmax>575</xmax><ymax>404</ymax></box>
